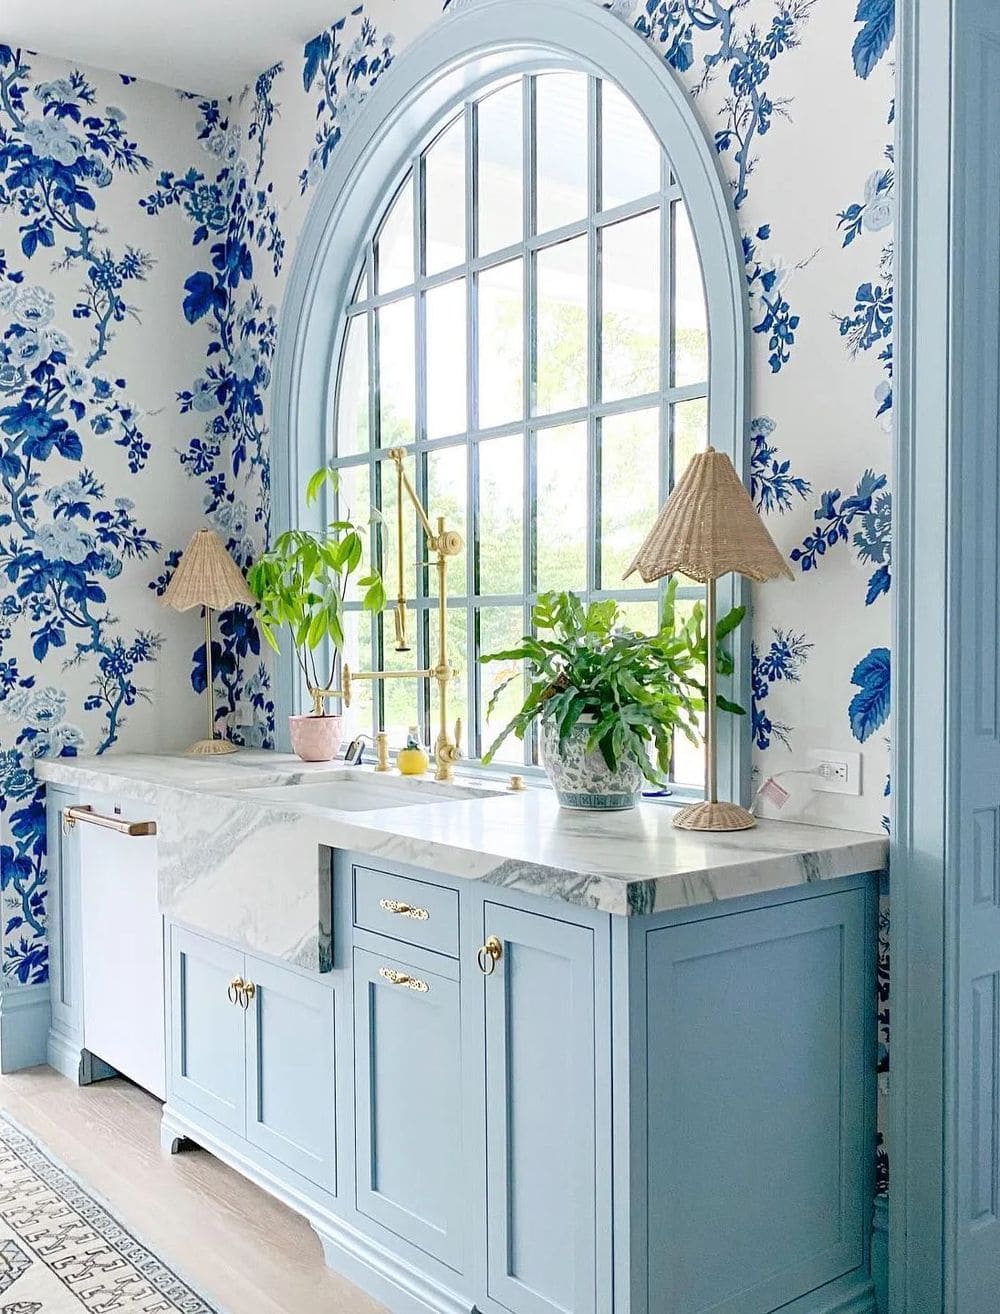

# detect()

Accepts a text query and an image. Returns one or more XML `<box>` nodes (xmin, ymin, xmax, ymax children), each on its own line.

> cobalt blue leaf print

<box><xmin>141</xmin><ymin>101</ymin><xmax>276</xmax><ymax>748</ymax></box>
<box><xmin>299</xmin><ymin>7</ymin><xmax>395</xmax><ymax>193</ymax></box>
<box><xmin>241</xmin><ymin>62</ymin><xmax>283</xmax><ymax>185</ymax></box>
<box><xmin>848</xmin><ymin>646</ymin><xmax>890</xmax><ymax>742</ymax></box>
<box><xmin>852</xmin><ymin>0</ymin><xmax>895</xmax><ymax>80</ymax></box>
<box><xmin>632</xmin><ymin>0</ymin><xmax>815</xmax><ymax>211</ymax></box>
<box><xmin>751</xmin><ymin>628</ymin><xmax>812</xmax><ymax>750</ymax></box>
<box><xmin>749</xmin><ymin>415</ymin><xmax>810</xmax><ymax>513</ymax></box>
<box><xmin>743</xmin><ymin>226</ymin><xmax>803</xmax><ymax>373</ymax></box>
<box><xmin>790</xmin><ymin>470</ymin><xmax>891</xmax><ymax>605</ymax></box>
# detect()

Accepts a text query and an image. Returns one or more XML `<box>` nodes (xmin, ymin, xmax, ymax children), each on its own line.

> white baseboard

<box><xmin>0</xmin><ymin>982</ymin><xmax>50</xmax><ymax>1073</ymax></box>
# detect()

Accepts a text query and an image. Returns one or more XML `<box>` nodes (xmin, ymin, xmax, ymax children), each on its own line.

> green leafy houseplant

<box><xmin>247</xmin><ymin>467</ymin><xmax>385</xmax><ymax>711</ymax></box>
<box><xmin>480</xmin><ymin>583</ymin><xmax>745</xmax><ymax>785</ymax></box>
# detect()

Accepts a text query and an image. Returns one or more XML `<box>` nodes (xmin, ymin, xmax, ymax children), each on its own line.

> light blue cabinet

<box><xmin>482</xmin><ymin>903</ymin><xmax>602</xmax><ymax>1314</ymax></box>
<box><xmin>160</xmin><ymin>859</ymin><xmax>877</xmax><ymax>1314</ymax></box>
<box><xmin>168</xmin><ymin>924</ymin><xmax>336</xmax><ymax>1191</ymax></box>
<box><xmin>170</xmin><ymin>926</ymin><xmax>245</xmax><ymax>1134</ymax></box>
<box><xmin>354</xmin><ymin>942</ymin><xmax>463</xmax><ymax>1273</ymax></box>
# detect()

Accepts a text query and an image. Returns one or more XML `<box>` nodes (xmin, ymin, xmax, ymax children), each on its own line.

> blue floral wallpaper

<box><xmin>1</xmin><ymin>0</ymin><xmax>892</xmax><ymax>1065</ymax></box>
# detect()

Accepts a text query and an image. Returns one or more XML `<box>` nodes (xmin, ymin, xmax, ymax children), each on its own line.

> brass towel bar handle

<box><xmin>63</xmin><ymin>805</ymin><xmax>157</xmax><ymax>838</ymax></box>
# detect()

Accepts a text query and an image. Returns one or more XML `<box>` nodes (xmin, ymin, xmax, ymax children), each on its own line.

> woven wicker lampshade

<box><xmin>625</xmin><ymin>447</ymin><xmax>793</xmax><ymax>585</ymax></box>
<box><xmin>161</xmin><ymin>529</ymin><xmax>255</xmax><ymax>756</ymax></box>
<box><xmin>626</xmin><ymin>448</ymin><xmax>792</xmax><ymax>832</ymax></box>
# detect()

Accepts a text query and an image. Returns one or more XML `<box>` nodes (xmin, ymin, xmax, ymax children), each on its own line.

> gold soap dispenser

<box><xmin>397</xmin><ymin>726</ymin><xmax>430</xmax><ymax>777</ymax></box>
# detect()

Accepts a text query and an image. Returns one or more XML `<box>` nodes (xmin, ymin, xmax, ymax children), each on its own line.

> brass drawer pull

<box><xmin>378</xmin><ymin>966</ymin><xmax>429</xmax><ymax>993</ymax></box>
<box><xmin>379</xmin><ymin>898</ymin><xmax>430</xmax><ymax>921</ymax></box>
<box><xmin>242</xmin><ymin>980</ymin><xmax>256</xmax><ymax>1008</ymax></box>
<box><xmin>477</xmin><ymin>936</ymin><xmax>503</xmax><ymax>976</ymax></box>
<box><xmin>63</xmin><ymin>805</ymin><xmax>156</xmax><ymax>837</ymax></box>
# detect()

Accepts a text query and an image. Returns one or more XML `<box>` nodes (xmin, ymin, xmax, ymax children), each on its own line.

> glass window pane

<box><xmin>478</xmin><ymin>260</ymin><xmax>523</xmax><ymax>429</ymax></box>
<box><xmin>478</xmin><ymin>433</ymin><xmax>523</xmax><ymax>596</ymax></box>
<box><xmin>617</xmin><ymin>600</ymin><xmax>660</xmax><ymax>635</ymax></box>
<box><xmin>600</xmin><ymin>81</ymin><xmax>661</xmax><ymax>211</ymax></box>
<box><xmin>379</xmin><ymin>456</ymin><xmax>417</xmax><ymax>607</ymax></box>
<box><xmin>479</xmin><ymin>606</ymin><xmax>526</xmax><ymax>764</ymax></box>
<box><xmin>601</xmin><ymin>211</ymin><xmax>660</xmax><ymax>403</ymax></box>
<box><xmin>336</xmin><ymin>313</ymin><xmax>369</xmax><ymax>458</ymax></box>
<box><xmin>536</xmin><ymin>422</ymin><xmax>587</xmax><ymax>593</ymax></box>
<box><xmin>376</xmin><ymin>176</ymin><xmax>414</xmax><ymax>293</ymax></box>
<box><xmin>673</xmin><ymin>202</ymin><xmax>708</xmax><ymax>386</ymax></box>
<box><xmin>426</xmin><ymin>445</ymin><xmax>467</xmax><ymax>598</ymax></box>
<box><xmin>425</xmin><ymin>116</ymin><xmax>466</xmax><ymax>275</ymax></box>
<box><xmin>380</xmin><ymin>611</ymin><xmax>422</xmax><ymax>745</ymax></box>
<box><xmin>339</xmin><ymin>463</ymin><xmax>372</xmax><ymax>604</ymax></box>
<box><xmin>599</xmin><ymin>409</ymin><xmax>660</xmax><ymax>589</ymax></box>
<box><xmin>535</xmin><ymin>236</ymin><xmax>587</xmax><ymax>415</ymax></box>
<box><xmin>352</xmin><ymin>264</ymin><xmax>368</xmax><ymax>304</ymax></box>
<box><xmin>378</xmin><ymin>299</ymin><xmax>415</xmax><ymax>446</ymax></box>
<box><xmin>535</xmin><ymin>72</ymin><xmax>588</xmax><ymax>235</ymax></box>
<box><xmin>426</xmin><ymin>279</ymin><xmax>467</xmax><ymax>440</ymax></box>
<box><xmin>478</xmin><ymin>81</ymin><xmax>523</xmax><ymax>255</ymax></box>
<box><xmin>442</xmin><ymin>605</ymin><xmax>469</xmax><ymax>751</ymax></box>
<box><xmin>343</xmin><ymin>611</ymin><xmax>374</xmax><ymax>739</ymax></box>
<box><xmin>672</xmin><ymin>396</ymin><xmax>708</xmax><ymax>481</ymax></box>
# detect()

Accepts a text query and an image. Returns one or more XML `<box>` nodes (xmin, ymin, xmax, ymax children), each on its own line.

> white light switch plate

<box><xmin>808</xmin><ymin>748</ymin><xmax>862</xmax><ymax>796</ymax></box>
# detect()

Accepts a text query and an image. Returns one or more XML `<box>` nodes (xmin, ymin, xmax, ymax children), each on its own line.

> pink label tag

<box><xmin>759</xmin><ymin>776</ymin><xmax>790</xmax><ymax>809</ymax></box>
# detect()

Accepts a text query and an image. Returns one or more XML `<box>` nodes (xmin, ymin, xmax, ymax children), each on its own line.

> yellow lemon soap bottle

<box><xmin>397</xmin><ymin>726</ymin><xmax>429</xmax><ymax>777</ymax></box>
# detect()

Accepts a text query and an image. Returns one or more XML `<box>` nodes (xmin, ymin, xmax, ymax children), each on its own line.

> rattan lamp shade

<box><xmin>161</xmin><ymin>529</ymin><xmax>255</xmax><ymax>612</ymax></box>
<box><xmin>624</xmin><ymin>447</ymin><xmax>793</xmax><ymax>585</ymax></box>
<box><xmin>160</xmin><ymin>529</ymin><xmax>255</xmax><ymax>757</ymax></box>
<box><xmin>626</xmin><ymin>447</ymin><xmax>792</xmax><ymax>833</ymax></box>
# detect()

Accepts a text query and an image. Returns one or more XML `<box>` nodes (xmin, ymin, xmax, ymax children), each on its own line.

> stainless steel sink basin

<box><xmin>243</xmin><ymin>770</ymin><xmax>503</xmax><ymax>813</ymax></box>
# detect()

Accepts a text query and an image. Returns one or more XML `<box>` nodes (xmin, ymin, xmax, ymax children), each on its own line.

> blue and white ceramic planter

<box><xmin>541</xmin><ymin>718</ymin><xmax>643</xmax><ymax>811</ymax></box>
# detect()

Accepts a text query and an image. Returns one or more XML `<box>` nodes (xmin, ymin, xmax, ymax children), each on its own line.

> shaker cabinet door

<box><xmin>354</xmin><ymin>945</ymin><xmax>464</xmax><ymax>1274</ymax></box>
<box><xmin>244</xmin><ymin>954</ymin><xmax>337</xmax><ymax>1191</ymax></box>
<box><xmin>169</xmin><ymin>926</ymin><xmax>246</xmax><ymax>1134</ymax></box>
<box><xmin>482</xmin><ymin>903</ymin><xmax>598</xmax><ymax>1314</ymax></box>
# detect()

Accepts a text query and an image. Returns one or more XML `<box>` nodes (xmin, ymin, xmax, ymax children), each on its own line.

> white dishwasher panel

<box><xmin>79</xmin><ymin>797</ymin><xmax>165</xmax><ymax>1099</ymax></box>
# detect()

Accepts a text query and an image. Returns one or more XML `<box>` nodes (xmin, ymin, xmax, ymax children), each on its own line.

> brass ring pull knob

<box><xmin>477</xmin><ymin>936</ymin><xmax>503</xmax><ymax>976</ymax></box>
<box><xmin>242</xmin><ymin>980</ymin><xmax>256</xmax><ymax>1009</ymax></box>
<box><xmin>227</xmin><ymin>977</ymin><xmax>244</xmax><ymax>1005</ymax></box>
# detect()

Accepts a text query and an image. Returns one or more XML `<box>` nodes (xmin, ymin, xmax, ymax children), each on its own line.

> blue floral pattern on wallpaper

<box><xmin>140</xmin><ymin>99</ymin><xmax>280</xmax><ymax>745</ymax></box>
<box><xmin>0</xmin><ymin>47</ymin><xmax>163</xmax><ymax>983</ymax></box>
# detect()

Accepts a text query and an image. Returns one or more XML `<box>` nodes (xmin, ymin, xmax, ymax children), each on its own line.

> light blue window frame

<box><xmin>271</xmin><ymin>0</ymin><xmax>751</xmax><ymax>806</ymax></box>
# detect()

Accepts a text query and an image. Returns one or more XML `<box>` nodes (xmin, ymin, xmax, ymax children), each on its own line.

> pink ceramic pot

<box><xmin>289</xmin><ymin>714</ymin><xmax>344</xmax><ymax>762</ymax></box>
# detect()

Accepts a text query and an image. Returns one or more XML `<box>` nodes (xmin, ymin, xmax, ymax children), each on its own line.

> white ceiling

<box><xmin>1</xmin><ymin>0</ymin><xmax>353</xmax><ymax>97</ymax></box>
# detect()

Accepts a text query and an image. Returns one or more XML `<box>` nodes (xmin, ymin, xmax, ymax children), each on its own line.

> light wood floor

<box><xmin>0</xmin><ymin>1065</ymin><xmax>385</xmax><ymax>1314</ymax></box>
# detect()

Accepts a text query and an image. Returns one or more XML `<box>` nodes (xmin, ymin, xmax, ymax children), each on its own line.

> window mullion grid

<box><xmin>413</xmin><ymin>148</ymin><xmax>432</xmax><ymax>743</ymax></box>
<box><xmin>465</xmin><ymin>98</ymin><xmax>480</xmax><ymax>759</ymax></box>
<box><xmin>659</xmin><ymin>153</ymin><xmax>677</xmax><ymax>779</ymax></box>
<box><xmin>367</xmin><ymin>235</ymin><xmax>382</xmax><ymax>742</ymax></box>
<box><xmin>587</xmin><ymin>75</ymin><xmax>601</xmax><ymax>602</ymax></box>
<box><xmin>523</xmin><ymin>73</ymin><xmax>537</xmax><ymax>767</ymax></box>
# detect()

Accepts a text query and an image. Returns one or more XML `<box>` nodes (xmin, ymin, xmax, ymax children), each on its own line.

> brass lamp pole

<box><xmin>310</xmin><ymin>448</ymin><xmax>463</xmax><ymax>782</ymax></box>
<box><xmin>625</xmin><ymin>447</ymin><xmax>792</xmax><ymax>830</ymax></box>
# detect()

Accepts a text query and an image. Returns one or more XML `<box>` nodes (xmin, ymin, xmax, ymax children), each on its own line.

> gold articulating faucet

<box><xmin>309</xmin><ymin>447</ymin><xmax>464</xmax><ymax>783</ymax></box>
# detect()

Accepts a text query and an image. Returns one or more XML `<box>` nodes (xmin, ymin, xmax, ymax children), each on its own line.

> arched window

<box><xmin>274</xmin><ymin>1</ymin><xmax>749</xmax><ymax>800</ymax></box>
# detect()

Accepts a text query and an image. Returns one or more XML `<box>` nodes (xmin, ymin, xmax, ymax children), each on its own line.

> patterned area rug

<box><xmin>0</xmin><ymin>1112</ymin><xmax>219</xmax><ymax>1312</ymax></box>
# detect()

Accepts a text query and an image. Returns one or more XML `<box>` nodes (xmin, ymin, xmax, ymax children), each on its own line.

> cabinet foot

<box><xmin>160</xmin><ymin>1108</ymin><xmax>197</xmax><ymax>1156</ymax></box>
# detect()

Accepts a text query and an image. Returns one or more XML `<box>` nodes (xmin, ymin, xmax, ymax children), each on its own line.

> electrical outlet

<box><xmin>807</xmin><ymin>748</ymin><xmax>862</xmax><ymax>796</ymax></box>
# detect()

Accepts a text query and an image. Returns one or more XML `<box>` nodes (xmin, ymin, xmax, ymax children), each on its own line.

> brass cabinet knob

<box><xmin>242</xmin><ymin>980</ymin><xmax>256</xmax><ymax>1008</ymax></box>
<box><xmin>227</xmin><ymin>977</ymin><xmax>244</xmax><ymax>1005</ymax></box>
<box><xmin>477</xmin><ymin>935</ymin><xmax>503</xmax><ymax>976</ymax></box>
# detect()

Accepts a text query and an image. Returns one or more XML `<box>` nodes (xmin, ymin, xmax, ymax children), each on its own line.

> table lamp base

<box><xmin>673</xmin><ymin>800</ymin><xmax>756</xmax><ymax>831</ymax></box>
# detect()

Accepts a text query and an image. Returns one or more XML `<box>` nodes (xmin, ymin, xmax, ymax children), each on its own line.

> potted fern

<box><xmin>480</xmin><ymin>584</ymin><xmax>744</xmax><ymax>810</ymax></box>
<box><xmin>247</xmin><ymin>468</ymin><xmax>384</xmax><ymax>761</ymax></box>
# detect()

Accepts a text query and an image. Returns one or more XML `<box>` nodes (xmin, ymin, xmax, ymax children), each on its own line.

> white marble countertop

<box><xmin>37</xmin><ymin>750</ymin><xmax>888</xmax><ymax>923</ymax></box>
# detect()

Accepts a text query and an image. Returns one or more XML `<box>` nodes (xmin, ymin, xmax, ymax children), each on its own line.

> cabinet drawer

<box><xmin>353</xmin><ymin>866</ymin><xmax>459</xmax><ymax>959</ymax></box>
